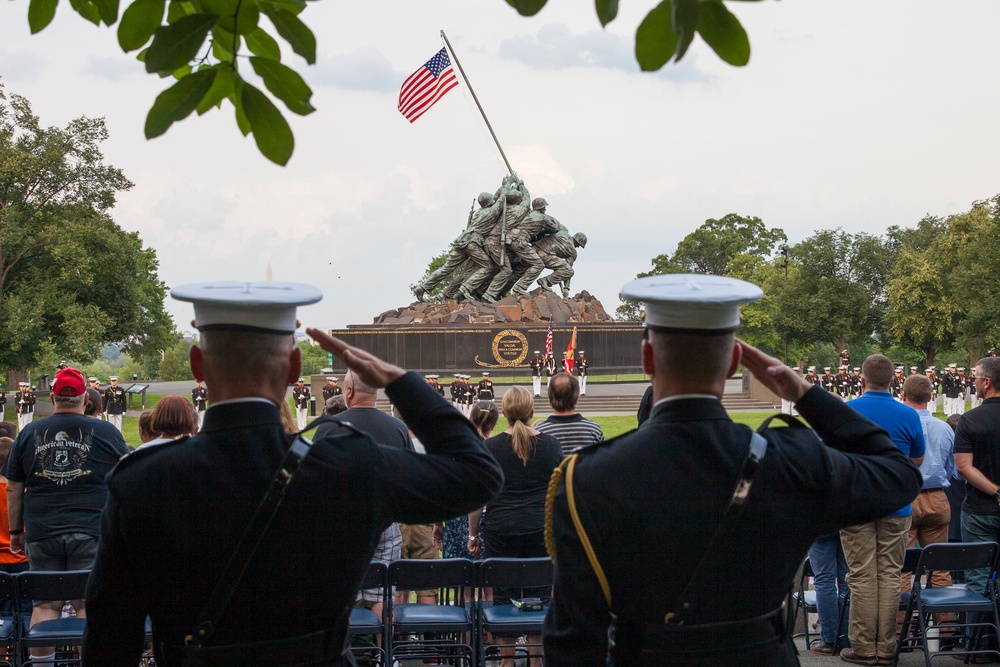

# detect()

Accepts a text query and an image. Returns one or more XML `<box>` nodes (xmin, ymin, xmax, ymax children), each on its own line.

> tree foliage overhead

<box><xmin>0</xmin><ymin>85</ymin><xmax>173</xmax><ymax>375</ymax></box>
<box><xmin>16</xmin><ymin>0</ymin><xmax>760</xmax><ymax>164</ymax></box>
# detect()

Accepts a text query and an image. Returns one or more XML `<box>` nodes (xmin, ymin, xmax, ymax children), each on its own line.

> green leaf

<box><xmin>241</xmin><ymin>82</ymin><xmax>293</xmax><ymax>165</ymax></box>
<box><xmin>145</xmin><ymin>13</ymin><xmax>217</xmax><ymax>74</ymax></box>
<box><xmin>635</xmin><ymin>1</ymin><xmax>678</xmax><ymax>71</ymax></box>
<box><xmin>231</xmin><ymin>77</ymin><xmax>252</xmax><ymax>135</ymax></box>
<box><xmin>144</xmin><ymin>67</ymin><xmax>217</xmax><ymax>138</ymax></box>
<box><xmin>69</xmin><ymin>0</ymin><xmax>102</xmax><ymax>25</ymax></box>
<box><xmin>257</xmin><ymin>0</ymin><xmax>305</xmax><ymax>14</ymax></box>
<box><xmin>198</xmin><ymin>0</ymin><xmax>256</xmax><ymax>34</ymax></box>
<box><xmin>118</xmin><ymin>0</ymin><xmax>165</xmax><ymax>51</ymax></box>
<box><xmin>172</xmin><ymin>63</ymin><xmax>192</xmax><ymax>78</ymax></box>
<box><xmin>211</xmin><ymin>24</ymin><xmax>237</xmax><ymax>61</ymax></box>
<box><xmin>28</xmin><ymin>0</ymin><xmax>59</xmax><ymax>33</ymax></box>
<box><xmin>671</xmin><ymin>0</ymin><xmax>698</xmax><ymax>62</ymax></box>
<box><xmin>697</xmin><ymin>0</ymin><xmax>750</xmax><ymax>66</ymax></box>
<box><xmin>504</xmin><ymin>0</ymin><xmax>547</xmax><ymax>16</ymax></box>
<box><xmin>250</xmin><ymin>56</ymin><xmax>314</xmax><ymax>115</ymax></box>
<box><xmin>166</xmin><ymin>0</ymin><xmax>194</xmax><ymax>22</ymax></box>
<box><xmin>92</xmin><ymin>0</ymin><xmax>118</xmax><ymax>25</ymax></box>
<box><xmin>234</xmin><ymin>3</ymin><xmax>259</xmax><ymax>35</ymax></box>
<box><xmin>196</xmin><ymin>66</ymin><xmax>236</xmax><ymax>114</ymax></box>
<box><xmin>136</xmin><ymin>46</ymin><xmax>148</xmax><ymax>61</ymax></box>
<box><xmin>595</xmin><ymin>0</ymin><xmax>618</xmax><ymax>27</ymax></box>
<box><xmin>260</xmin><ymin>5</ymin><xmax>314</xmax><ymax>64</ymax></box>
<box><xmin>245</xmin><ymin>27</ymin><xmax>280</xmax><ymax>59</ymax></box>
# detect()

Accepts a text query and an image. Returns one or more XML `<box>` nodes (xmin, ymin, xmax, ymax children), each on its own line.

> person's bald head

<box><xmin>642</xmin><ymin>329</ymin><xmax>740</xmax><ymax>398</ymax></box>
<box><xmin>344</xmin><ymin>370</ymin><xmax>377</xmax><ymax>407</ymax></box>
<box><xmin>191</xmin><ymin>330</ymin><xmax>299</xmax><ymax>404</ymax></box>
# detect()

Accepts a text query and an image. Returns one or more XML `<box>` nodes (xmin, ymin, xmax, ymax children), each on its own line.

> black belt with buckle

<box><xmin>162</xmin><ymin>628</ymin><xmax>348</xmax><ymax>667</ymax></box>
<box><xmin>619</xmin><ymin>607</ymin><xmax>786</xmax><ymax>654</ymax></box>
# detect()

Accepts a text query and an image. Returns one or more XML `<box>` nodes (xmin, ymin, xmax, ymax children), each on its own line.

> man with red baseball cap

<box><xmin>1</xmin><ymin>367</ymin><xmax>128</xmax><ymax>665</ymax></box>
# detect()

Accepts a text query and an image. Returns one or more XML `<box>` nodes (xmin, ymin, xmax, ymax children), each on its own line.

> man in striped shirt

<box><xmin>536</xmin><ymin>372</ymin><xmax>604</xmax><ymax>457</ymax></box>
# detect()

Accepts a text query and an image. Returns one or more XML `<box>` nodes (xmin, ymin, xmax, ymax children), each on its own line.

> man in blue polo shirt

<box><xmin>840</xmin><ymin>354</ymin><xmax>926</xmax><ymax>666</ymax></box>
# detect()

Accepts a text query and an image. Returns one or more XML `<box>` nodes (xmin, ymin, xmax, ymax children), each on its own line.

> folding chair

<box><xmin>895</xmin><ymin>542</ymin><xmax>1000</xmax><ymax>667</ymax></box>
<box><xmin>788</xmin><ymin>558</ymin><xmax>819</xmax><ymax>647</ymax></box>
<box><xmin>0</xmin><ymin>572</ymin><xmax>17</xmax><ymax>667</ymax></box>
<box><xmin>388</xmin><ymin>558</ymin><xmax>474</xmax><ymax>666</ymax></box>
<box><xmin>476</xmin><ymin>557</ymin><xmax>553</xmax><ymax>667</ymax></box>
<box><xmin>349</xmin><ymin>561</ymin><xmax>388</xmax><ymax>666</ymax></box>
<box><xmin>15</xmin><ymin>570</ymin><xmax>90</xmax><ymax>667</ymax></box>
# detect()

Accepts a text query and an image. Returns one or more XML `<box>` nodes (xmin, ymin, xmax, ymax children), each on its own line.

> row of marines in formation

<box><xmin>412</xmin><ymin>173</ymin><xmax>588</xmax><ymax>303</ymax></box>
<box><xmin>0</xmin><ymin>376</ymin><xmax>130</xmax><ymax>431</ymax></box>
<box><xmin>803</xmin><ymin>364</ymin><xmax>981</xmax><ymax>407</ymax></box>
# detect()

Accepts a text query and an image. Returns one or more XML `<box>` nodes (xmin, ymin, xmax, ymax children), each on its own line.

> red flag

<box><xmin>398</xmin><ymin>48</ymin><xmax>459</xmax><ymax>123</ymax></box>
<box><xmin>563</xmin><ymin>326</ymin><xmax>577</xmax><ymax>373</ymax></box>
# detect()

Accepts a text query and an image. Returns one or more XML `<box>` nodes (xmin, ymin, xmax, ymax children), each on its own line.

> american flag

<box><xmin>398</xmin><ymin>48</ymin><xmax>459</xmax><ymax>123</ymax></box>
<box><xmin>544</xmin><ymin>317</ymin><xmax>553</xmax><ymax>360</ymax></box>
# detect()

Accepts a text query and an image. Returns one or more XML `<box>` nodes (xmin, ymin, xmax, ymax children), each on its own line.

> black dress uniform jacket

<box><xmin>83</xmin><ymin>372</ymin><xmax>504</xmax><ymax>667</ymax></box>
<box><xmin>543</xmin><ymin>385</ymin><xmax>922</xmax><ymax>667</ymax></box>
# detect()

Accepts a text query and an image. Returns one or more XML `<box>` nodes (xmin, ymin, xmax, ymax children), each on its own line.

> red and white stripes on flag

<box><xmin>398</xmin><ymin>47</ymin><xmax>459</xmax><ymax>123</ymax></box>
<box><xmin>545</xmin><ymin>317</ymin><xmax>554</xmax><ymax>359</ymax></box>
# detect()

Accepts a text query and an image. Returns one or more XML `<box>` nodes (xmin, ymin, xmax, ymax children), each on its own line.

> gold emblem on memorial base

<box><xmin>474</xmin><ymin>329</ymin><xmax>529</xmax><ymax>368</ymax></box>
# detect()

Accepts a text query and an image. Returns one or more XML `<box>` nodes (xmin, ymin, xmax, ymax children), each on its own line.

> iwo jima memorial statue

<box><xmin>326</xmin><ymin>171</ymin><xmax>642</xmax><ymax>376</ymax></box>
<box><xmin>326</xmin><ymin>35</ymin><xmax>641</xmax><ymax>375</ymax></box>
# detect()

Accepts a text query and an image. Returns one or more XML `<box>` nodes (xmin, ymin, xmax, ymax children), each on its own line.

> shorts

<box><xmin>26</xmin><ymin>533</ymin><xmax>98</xmax><ymax>605</ymax></box>
<box><xmin>360</xmin><ymin>523</ymin><xmax>401</xmax><ymax>604</ymax></box>
<box><xmin>399</xmin><ymin>523</ymin><xmax>438</xmax><ymax>597</ymax></box>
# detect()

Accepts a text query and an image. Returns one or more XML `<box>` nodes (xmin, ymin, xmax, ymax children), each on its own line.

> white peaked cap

<box><xmin>621</xmin><ymin>274</ymin><xmax>763</xmax><ymax>333</ymax></box>
<box><xmin>171</xmin><ymin>281</ymin><xmax>322</xmax><ymax>334</ymax></box>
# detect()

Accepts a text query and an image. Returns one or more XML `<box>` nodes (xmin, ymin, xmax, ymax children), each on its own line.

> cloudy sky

<box><xmin>2</xmin><ymin>1</ymin><xmax>999</xmax><ymax>331</ymax></box>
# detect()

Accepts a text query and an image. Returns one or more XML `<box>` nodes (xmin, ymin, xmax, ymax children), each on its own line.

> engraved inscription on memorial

<box><xmin>475</xmin><ymin>329</ymin><xmax>529</xmax><ymax>367</ymax></box>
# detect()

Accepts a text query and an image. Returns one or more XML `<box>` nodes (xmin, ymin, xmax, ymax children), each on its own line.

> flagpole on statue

<box><xmin>440</xmin><ymin>30</ymin><xmax>514</xmax><ymax>176</ymax></box>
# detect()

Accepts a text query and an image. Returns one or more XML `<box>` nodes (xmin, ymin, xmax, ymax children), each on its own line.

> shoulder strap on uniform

<box><xmin>186</xmin><ymin>429</ymin><xmax>315</xmax><ymax>648</ymax></box>
<box><xmin>545</xmin><ymin>453</ymin><xmax>613</xmax><ymax>608</ymax></box>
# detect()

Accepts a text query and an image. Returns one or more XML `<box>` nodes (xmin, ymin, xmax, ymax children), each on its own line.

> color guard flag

<box><xmin>544</xmin><ymin>317</ymin><xmax>554</xmax><ymax>360</ymax></box>
<box><xmin>564</xmin><ymin>326</ymin><xmax>577</xmax><ymax>374</ymax></box>
<box><xmin>398</xmin><ymin>48</ymin><xmax>459</xmax><ymax>123</ymax></box>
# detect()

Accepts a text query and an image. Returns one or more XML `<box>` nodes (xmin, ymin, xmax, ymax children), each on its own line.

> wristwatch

<box><xmin>8</xmin><ymin>528</ymin><xmax>23</xmax><ymax>536</ymax></box>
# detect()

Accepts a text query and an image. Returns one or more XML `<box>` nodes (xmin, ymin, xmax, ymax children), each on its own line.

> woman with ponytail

<box><xmin>467</xmin><ymin>385</ymin><xmax>562</xmax><ymax>667</ymax></box>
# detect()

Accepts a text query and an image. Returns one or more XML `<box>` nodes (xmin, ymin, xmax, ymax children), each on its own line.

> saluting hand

<box><xmin>306</xmin><ymin>328</ymin><xmax>405</xmax><ymax>389</ymax></box>
<box><xmin>737</xmin><ymin>339</ymin><xmax>811</xmax><ymax>403</ymax></box>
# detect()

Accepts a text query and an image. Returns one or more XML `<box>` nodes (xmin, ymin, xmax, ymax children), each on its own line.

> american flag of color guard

<box><xmin>544</xmin><ymin>316</ymin><xmax>554</xmax><ymax>359</ymax></box>
<box><xmin>398</xmin><ymin>48</ymin><xmax>459</xmax><ymax>123</ymax></box>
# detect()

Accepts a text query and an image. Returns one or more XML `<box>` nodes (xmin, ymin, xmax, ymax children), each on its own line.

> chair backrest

<box><xmin>801</xmin><ymin>558</ymin><xmax>815</xmax><ymax>579</ymax></box>
<box><xmin>15</xmin><ymin>570</ymin><xmax>91</xmax><ymax>602</ymax></box>
<box><xmin>0</xmin><ymin>572</ymin><xmax>14</xmax><ymax>606</ymax></box>
<box><xmin>478</xmin><ymin>558</ymin><xmax>553</xmax><ymax>590</ymax></box>
<box><xmin>359</xmin><ymin>561</ymin><xmax>388</xmax><ymax>591</ymax></box>
<box><xmin>389</xmin><ymin>558</ymin><xmax>474</xmax><ymax>592</ymax></box>
<box><xmin>915</xmin><ymin>542</ymin><xmax>999</xmax><ymax>577</ymax></box>
<box><xmin>902</xmin><ymin>547</ymin><xmax>922</xmax><ymax>574</ymax></box>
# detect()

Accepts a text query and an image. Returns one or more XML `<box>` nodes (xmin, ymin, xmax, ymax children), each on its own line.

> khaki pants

<box><xmin>841</xmin><ymin>515</ymin><xmax>911</xmax><ymax>657</ymax></box>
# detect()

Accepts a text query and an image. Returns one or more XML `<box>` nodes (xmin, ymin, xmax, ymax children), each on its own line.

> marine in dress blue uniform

<box><xmin>543</xmin><ymin>274</ymin><xmax>922</xmax><ymax>667</ymax></box>
<box><xmin>83</xmin><ymin>282</ymin><xmax>503</xmax><ymax>667</ymax></box>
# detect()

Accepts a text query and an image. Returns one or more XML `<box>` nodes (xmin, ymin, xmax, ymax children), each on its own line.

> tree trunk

<box><xmin>922</xmin><ymin>346</ymin><xmax>936</xmax><ymax>371</ymax></box>
<box><xmin>967</xmin><ymin>344</ymin><xmax>981</xmax><ymax>367</ymax></box>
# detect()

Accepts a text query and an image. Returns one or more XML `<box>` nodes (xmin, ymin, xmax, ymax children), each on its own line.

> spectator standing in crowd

<box><xmin>191</xmin><ymin>380</ymin><xmax>208</xmax><ymax>428</ymax></box>
<box><xmin>840</xmin><ymin>354</ymin><xmax>925</xmax><ymax>665</ymax></box>
<box><xmin>954</xmin><ymin>357</ymin><xmax>1000</xmax><ymax>603</ymax></box>
<box><xmin>82</xmin><ymin>281</ymin><xmax>502</xmax><ymax>667</ymax></box>
<box><xmin>807</xmin><ymin>531</ymin><xmax>849</xmax><ymax>656</ymax></box>
<box><xmin>315</xmin><ymin>368</ymin><xmax>416</xmax><ymax>623</ymax></box>
<box><xmin>434</xmin><ymin>401</ymin><xmax>500</xmax><ymax>563</ymax></box>
<box><xmin>536</xmin><ymin>372</ymin><xmax>604</xmax><ymax>457</ymax></box>
<box><xmin>103</xmin><ymin>376</ymin><xmax>127</xmax><ymax>432</ymax></box>
<box><xmin>291</xmin><ymin>377</ymin><xmax>310</xmax><ymax>430</ymax></box>
<box><xmin>323</xmin><ymin>395</ymin><xmax>347</xmax><ymax>416</ymax></box>
<box><xmin>136</xmin><ymin>410</ymin><xmax>156</xmax><ymax>447</ymax></box>
<box><xmin>0</xmin><ymin>435</ymin><xmax>29</xmax><ymax>577</ymax></box>
<box><xmin>15</xmin><ymin>382</ymin><xmax>35</xmax><ymax>432</ymax></box>
<box><xmin>469</xmin><ymin>385</ymin><xmax>561</xmax><ymax>667</ymax></box>
<box><xmin>84</xmin><ymin>387</ymin><xmax>104</xmax><ymax>419</ymax></box>
<box><xmin>543</xmin><ymin>274</ymin><xmax>921</xmax><ymax>667</ymax></box>
<box><xmin>136</xmin><ymin>396</ymin><xmax>196</xmax><ymax>451</ymax></box>
<box><xmin>898</xmin><ymin>374</ymin><xmax>957</xmax><ymax>630</ymax></box>
<box><xmin>4</xmin><ymin>367</ymin><xmax>128</xmax><ymax>667</ymax></box>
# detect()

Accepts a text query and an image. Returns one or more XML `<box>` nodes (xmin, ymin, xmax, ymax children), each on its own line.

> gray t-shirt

<box><xmin>2</xmin><ymin>413</ymin><xmax>130</xmax><ymax>542</ymax></box>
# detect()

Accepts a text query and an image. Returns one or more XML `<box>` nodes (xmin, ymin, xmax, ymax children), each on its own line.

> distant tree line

<box><xmin>618</xmin><ymin>200</ymin><xmax>1000</xmax><ymax>370</ymax></box>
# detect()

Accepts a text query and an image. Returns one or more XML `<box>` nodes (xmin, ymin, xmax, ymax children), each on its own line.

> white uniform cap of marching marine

<box><xmin>621</xmin><ymin>273</ymin><xmax>763</xmax><ymax>333</ymax></box>
<box><xmin>170</xmin><ymin>281</ymin><xmax>322</xmax><ymax>333</ymax></box>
